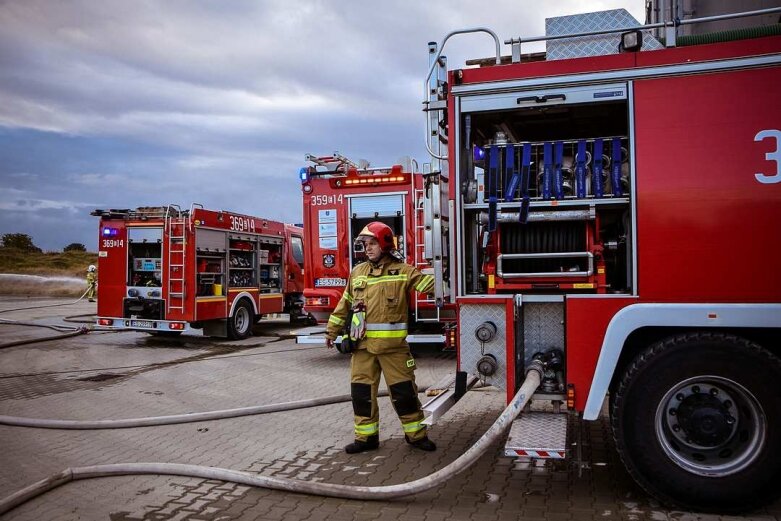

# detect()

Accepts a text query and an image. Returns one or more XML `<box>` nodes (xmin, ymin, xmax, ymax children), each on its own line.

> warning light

<box><xmin>566</xmin><ymin>384</ymin><xmax>575</xmax><ymax>409</ymax></box>
<box><xmin>305</xmin><ymin>297</ymin><xmax>330</xmax><ymax>307</ymax></box>
<box><xmin>299</xmin><ymin>167</ymin><xmax>310</xmax><ymax>183</ymax></box>
<box><xmin>343</xmin><ymin>175</ymin><xmax>406</xmax><ymax>186</ymax></box>
<box><xmin>102</xmin><ymin>227</ymin><xmax>118</xmax><ymax>237</ymax></box>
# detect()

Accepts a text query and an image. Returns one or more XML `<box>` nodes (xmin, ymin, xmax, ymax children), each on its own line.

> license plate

<box><xmin>130</xmin><ymin>320</ymin><xmax>153</xmax><ymax>328</ymax></box>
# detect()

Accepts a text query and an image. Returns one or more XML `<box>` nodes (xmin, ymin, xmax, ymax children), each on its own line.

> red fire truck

<box><xmin>92</xmin><ymin>205</ymin><xmax>306</xmax><ymax>339</ymax></box>
<box><xmin>419</xmin><ymin>5</ymin><xmax>781</xmax><ymax>512</ymax></box>
<box><xmin>297</xmin><ymin>154</ymin><xmax>454</xmax><ymax>344</ymax></box>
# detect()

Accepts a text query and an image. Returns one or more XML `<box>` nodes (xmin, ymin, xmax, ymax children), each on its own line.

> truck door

<box><xmin>287</xmin><ymin>232</ymin><xmax>305</xmax><ymax>293</ymax></box>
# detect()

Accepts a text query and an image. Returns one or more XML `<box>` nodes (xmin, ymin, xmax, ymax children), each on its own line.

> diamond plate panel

<box><xmin>459</xmin><ymin>303</ymin><xmax>508</xmax><ymax>390</ymax></box>
<box><xmin>505</xmin><ymin>412</ymin><xmax>567</xmax><ymax>453</ymax></box>
<box><xmin>522</xmin><ymin>302</ymin><xmax>564</xmax><ymax>368</ymax></box>
<box><xmin>546</xmin><ymin>9</ymin><xmax>663</xmax><ymax>61</ymax></box>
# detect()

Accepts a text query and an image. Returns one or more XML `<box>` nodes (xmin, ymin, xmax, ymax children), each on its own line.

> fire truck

<box><xmin>297</xmin><ymin>154</ymin><xmax>455</xmax><ymax>344</ymax></box>
<box><xmin>91</xmin><ymin>205</ymin><xmax>306</xmax><ymax>339</ymax></box>
<box><xmin>418</xmin><ymin>4</ymin><xmax>781</xmax><ymax>512</ymax></box>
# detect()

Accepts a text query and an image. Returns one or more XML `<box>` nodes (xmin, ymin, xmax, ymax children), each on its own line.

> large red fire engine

<box><xmin>297</xmin><ymin>154</ymin><xmax>454</xmax><ymax>344</ymax></box>
<box><xmin>92</xmin><ymin>205</ymin><xmax>306</xmax><ymax>339</ymax></box>
<box><xmin>419</xmin><ymin>4</ymin><xmax>781</xmax><ymax>512</ymax></box>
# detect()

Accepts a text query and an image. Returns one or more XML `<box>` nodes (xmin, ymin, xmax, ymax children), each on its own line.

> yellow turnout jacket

<box><xmin>325</xmin><ymin>256</ymin><xmax>435</xmax><ymax>353</ymax></box>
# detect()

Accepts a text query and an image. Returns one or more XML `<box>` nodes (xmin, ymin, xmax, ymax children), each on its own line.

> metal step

<box><xmin>421</xmin><ymin>373</ymin><xmax>478</xmax><ymax>426</ymax></box>
<box><xmin>405</xmin><ymin>334</ymin><xmax>445</xmax><ymax>343</ymax></box>
<box><xmin>294</xmin><ymin>332</ymin><xmax>446</xmax><ymax>345</ymax></box>
<box><xmin>505</xmin><ymin>412</ymin><xmax>567</xmax><ymax>459</ymax></box>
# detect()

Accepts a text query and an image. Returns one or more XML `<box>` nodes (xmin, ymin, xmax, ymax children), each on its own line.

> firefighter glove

<box><xmin>350</xmin><ymin>302</ymin><xmax>367</xmax><ymax>341</ymax></box>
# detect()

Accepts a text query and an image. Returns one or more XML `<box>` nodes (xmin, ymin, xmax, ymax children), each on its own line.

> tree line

<box><xmin>0</xmin><ymin>233</ymin><xmax>86</xmax><ymax>253</ymax></box>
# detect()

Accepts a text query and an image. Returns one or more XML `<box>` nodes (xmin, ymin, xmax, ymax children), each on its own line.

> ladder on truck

<box><xmin>413</xmin><ymin>188</ymin><xmax>439</xmax><ymax>323</ymax></box>
<box><xmin>165</xmin><ymin>205</ymin><xmax>187</xmax><ymax>315</ymax></box>
<box><xmin>421</xmin><ymin>41</ymin><xmax>450</xmax><ymax>308</ymax></box>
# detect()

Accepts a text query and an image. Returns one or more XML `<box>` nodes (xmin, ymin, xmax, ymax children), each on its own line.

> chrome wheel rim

<box><xmin>655</xmin><ymin>375</ymin><xmax>765</xmax><ymax>477</ymax></box>
<box><xmin>234</xmin><ymin>307</ymin><xmax>250</xmax><ymax>335</ymax></box>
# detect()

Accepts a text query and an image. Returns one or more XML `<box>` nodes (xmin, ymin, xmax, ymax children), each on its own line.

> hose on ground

<box><xmin>0</xmin><ymin>362</ymin><xmax>543</xmax><ymax>513</ymax></box>
<box><xmin>0</xmin><ymin>287</ymin><xmax>91</xmax><ymax>315</ymax></box>
<box><xmin>0</xmin><ymin>318</ymin><xmax>80</xmax><ymax>332</ymax></box>
<box><xmin>0</xmin><ymin>327</ymin><xmax>90</xmax><ymax>350</ymax></box>
<box><xmin>0</xmin><ymin>344</ymin><xmax>324</xmax><ymax>380</ymax></box>
<box><xmin>0</xmin><ymin>388</ymin><xmax>413</xmax><ymax>430</ymax></box>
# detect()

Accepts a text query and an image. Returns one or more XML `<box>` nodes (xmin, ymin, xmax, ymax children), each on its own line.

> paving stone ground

<box><xmin>0</xmin><ymin>298</ymin><xmax>779</xmax><ymax>521</ymax></box>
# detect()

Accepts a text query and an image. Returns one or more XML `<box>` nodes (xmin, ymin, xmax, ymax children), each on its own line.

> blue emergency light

<box><xmin>299</xmin><ymin>167</ymin><xmax>309</xmax><ymax>183</ymax></box>
<box><xmin>102</xmin><ymin>227</ymin><xmax>118</xmax><ymax>237</ymax></box>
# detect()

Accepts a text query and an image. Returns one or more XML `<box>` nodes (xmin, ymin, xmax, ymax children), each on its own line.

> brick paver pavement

<box><xmin>0</xmin><ymin>298</ymin><xmax>779</xmax><ymax>520</ymax></box>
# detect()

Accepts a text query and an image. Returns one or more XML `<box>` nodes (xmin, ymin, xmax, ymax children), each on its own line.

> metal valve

<box><xmin>474</xmin><ymin>321</ymin><xmax>497</xmax><ymax>343</ymax></box>
<box><xmin>477</xmin><ymin>354</ymin><xmax>498</xmax><ymax>377</ymax></box>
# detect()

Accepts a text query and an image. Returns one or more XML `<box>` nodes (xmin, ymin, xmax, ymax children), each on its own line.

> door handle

<box><xmin>517</xmin><ymin>93</ymin><xmax>567</xmax><ymax>104</ymax></box>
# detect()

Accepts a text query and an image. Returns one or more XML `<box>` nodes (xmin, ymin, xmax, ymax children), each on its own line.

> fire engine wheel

<box><xmin>227</xmin><ymin>301</ymin><xmax>253</xmax><ymax>340</ymax></box>
<box><xmin>611</xmin><ymin>332</ymin><xmax>781</xmax><ymax>513</ymax></box>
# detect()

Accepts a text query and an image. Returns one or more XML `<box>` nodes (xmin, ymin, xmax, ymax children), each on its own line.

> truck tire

<box><xmin>611</xmin><ymin>332</ymin><xmax>781</xmax><ymax>513</ymax></box>
<box><xmin>227</xmin><ymin>300</ymin><xmax>253</xmax><ymax>340</ymax></box>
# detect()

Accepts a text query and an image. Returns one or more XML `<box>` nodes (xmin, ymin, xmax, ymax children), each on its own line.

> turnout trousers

<box><xmin>350</xmin><ymin>347</ymin><xmax>427</xmax><ymax>442</ymax></box>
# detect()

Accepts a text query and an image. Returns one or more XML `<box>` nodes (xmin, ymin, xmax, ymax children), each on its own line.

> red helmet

<box><xmin>357</xmin><ymin>222</ymin><xmax>395</xmax><ymax>252</ymax></box>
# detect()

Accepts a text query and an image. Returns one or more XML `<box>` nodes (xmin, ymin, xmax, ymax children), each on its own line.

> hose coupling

<box><xmin>525</xmin><ymin>358</ymin><xmax>545</xmax><ymax>379</ymax></box>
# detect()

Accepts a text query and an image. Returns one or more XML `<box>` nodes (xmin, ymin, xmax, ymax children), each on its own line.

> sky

<box><xmin>0</xmin><ymin>0</ymin><xmax>645</xmax><ymax>252</ymax></box>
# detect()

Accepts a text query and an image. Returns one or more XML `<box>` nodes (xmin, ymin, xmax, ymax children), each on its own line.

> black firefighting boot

<box><xmin>405</xmin><ymin>435</ymin><xmax>437</xmax><ymax>452</ymax></box>
<box><xmin>344</xmin><ymin>435</ymin><xmax>379</xmax><ymax>454</ymax></box>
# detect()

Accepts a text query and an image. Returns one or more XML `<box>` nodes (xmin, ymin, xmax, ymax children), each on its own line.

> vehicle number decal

<box><xmin>102</xmin><ymin>239</ymin><xmax>124</xmax><ymax>248</ymax></box>
<box><xmin>311</xmin><ymin>194</ymin><xmax>344</xmax><ymax>206</ymax></box>
<box><xmin>755</xmin><ymin>129</ymin><xmax>781</xmax><ymax>184</ymax></box>
<box><xmin>229</xmin><ymin>215</ymin><xmax>256</xmax><ymax>232</ymax></box>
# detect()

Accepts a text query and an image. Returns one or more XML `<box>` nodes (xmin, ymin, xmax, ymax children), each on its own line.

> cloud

<box><xmin>0</xmin><ymin>0</ymin><xmax>646</xmax><ymax>250</ymax></box>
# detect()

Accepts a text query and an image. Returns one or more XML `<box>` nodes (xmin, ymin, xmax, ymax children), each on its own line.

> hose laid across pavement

<box><xmin>0</xmin><ymin>292</ymin><xmax>100</xmax><ymax>349</ymax></box>
<box><xmin>0</xmin><ymin>390</ymin><xmax>399</xmax><ymax>430</ymax></box>
<box><xmin>0</xmin><ymin>287</ymin><xmax>91</xmax><ymax>315</ymax></box>
<box><xmin>0</xmin><ymin>362</ymin><xmax>543</xmax><ymax>513</ymax></box>
<box><xmin>0</xmin><ymin>327</ymin><xmax>90</xmax><ymax>350</ymax></box>
<box><xmin>0</xmin><ymin>318</ymin><xmax>79</xmax><ymax>332</ymax></box>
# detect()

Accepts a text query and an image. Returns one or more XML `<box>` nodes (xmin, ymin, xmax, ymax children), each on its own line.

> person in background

<box><xmin>86</xmin><ymin>265</ymin><xmax>97</xmax><ymax>302</ymax></box>
<box><xmin>325</xmin><ymin>222</ymin><xmax>437</xmax><ymax>454</ymax></box>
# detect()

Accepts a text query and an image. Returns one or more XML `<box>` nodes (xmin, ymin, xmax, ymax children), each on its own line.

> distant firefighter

<box><xmin>86</xmin><ymin>264</ymin><xmax>97</xmax><ymax>302</ymax></box>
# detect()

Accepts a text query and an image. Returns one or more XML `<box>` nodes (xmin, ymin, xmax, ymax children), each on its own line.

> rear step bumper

<box><xmin>505</xmin><ymin>411</ymin><xmax>567</xmax><ymax>459</ymax></box>
<box><xmin>293</xmin><ymin>327</ymin><xmax>445</xmax><ymax>345</ymax></box>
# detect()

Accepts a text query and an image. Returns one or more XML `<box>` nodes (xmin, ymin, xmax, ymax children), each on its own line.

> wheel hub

<box><xmin>675</xmin><ymin>394</ymin><xmax>734</xmax><ymax>447</ymax></box>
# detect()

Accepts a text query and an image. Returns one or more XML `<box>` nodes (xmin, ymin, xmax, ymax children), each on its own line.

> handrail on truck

<box><xmin>423</xmin><ymin>6</ymin><xmax>781</xmax><ymax>160</ymax></box>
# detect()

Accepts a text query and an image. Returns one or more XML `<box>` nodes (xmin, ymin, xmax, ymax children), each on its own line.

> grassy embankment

<box><xmin>0</xmin><ymin>249</ymin><xmax>98</xmax><ymax>297</ymax></box>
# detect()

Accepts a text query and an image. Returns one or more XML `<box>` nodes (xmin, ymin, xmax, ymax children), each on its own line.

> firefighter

<box><xmin>325</xmin><ymin>221</ymin><xmax>437</xmax><ymax>454</ymax></box>
<box><xmin>86</xmin><ymin>265</ymin><xmax>97</xmax><ymax>302</ymax></box>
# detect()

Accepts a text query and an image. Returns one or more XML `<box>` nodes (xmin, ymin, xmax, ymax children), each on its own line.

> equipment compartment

<box><xmin>229</xmin><ymin>238</ymin><xmax>257</xmax><ymax>288</ymax></box>
<box><xmin>458</xmin><ymin>88</ymin><xmax>633</xmax><ymax>295</ymax></box>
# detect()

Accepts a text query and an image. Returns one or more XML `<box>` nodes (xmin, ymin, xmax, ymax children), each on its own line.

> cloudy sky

<box><xmin>0</xmin><ymin>0</ymin><xmax>644</xmax><ymax>251</ymax></box>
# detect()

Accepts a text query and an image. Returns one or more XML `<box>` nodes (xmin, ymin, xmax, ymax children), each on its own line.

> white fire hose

<box><xmin>0</xmin><ymin>361</ymin><xmax>543</xmax><ymax>513</ymax></box>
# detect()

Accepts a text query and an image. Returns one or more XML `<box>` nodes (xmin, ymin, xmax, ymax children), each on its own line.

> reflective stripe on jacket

<box><xmin>325</xmin><ymin>256</ymin><xmax>435</xmax><ymax>353</ymax></box>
